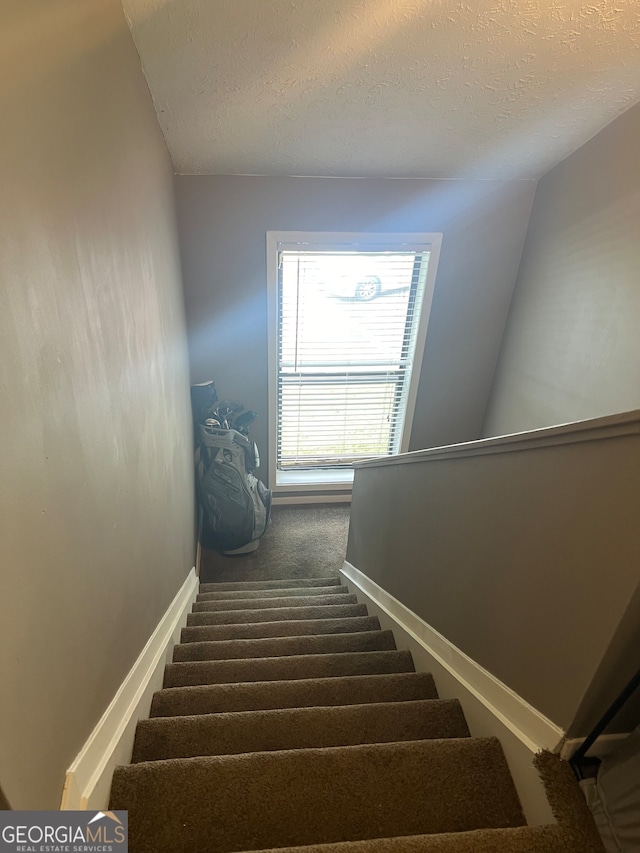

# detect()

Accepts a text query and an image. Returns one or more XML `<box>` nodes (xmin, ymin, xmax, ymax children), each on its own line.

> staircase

<box><xmin>110</xmin><ymin>577</ymin><xmax>603</xmax><ymax>852</ymax></box>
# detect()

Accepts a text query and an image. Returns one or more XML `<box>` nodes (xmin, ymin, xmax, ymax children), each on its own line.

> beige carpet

<box><xmin>200</xmin><ymin>504</ymin><xmax>351</xmax><ymax>583</ymax></box>
<box><xmin>110</xmin><ymin>576</ymin><xmax>604</xmax><ymax>853</ymax></box>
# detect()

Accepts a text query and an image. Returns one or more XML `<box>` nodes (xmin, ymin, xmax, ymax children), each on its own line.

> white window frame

<box><xmin>266</xmin><ymin>231</ymin><xmax>442</xmax><ymax>494</ymax></box>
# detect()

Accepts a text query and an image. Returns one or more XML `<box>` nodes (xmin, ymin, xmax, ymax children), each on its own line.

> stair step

<box><xmin>181</xmin><ymin>615</ymin><xmax>380</xmax><ymax>643</ymax></box>
<box><xmin>187</xmin><ymin>603</ymin><xmax>368</xmax><ymax>626</ymax></box>
<box><xmin>150</xmin><ymin>672</ymin><xmax>439</xmax><ymax>717</ymax></box>
<box><xmin>197</xmin><ymin>585</ymin><xmax>349</xmax><ymax>602</ymax></box>
<box><xmin>163</xmin><ymin>650</ymin><xmax>415</xmax><ymax>687</ymax></box>
<box><xmin>200</xmin><ymin>577</ymin><xmax>341</xmax><ymax>592</ymax></box>
<box><xmin>245</xmin><ymin>826</ymin><xmax>570</xmax><ymax>853</ymax></box>
<box><xmin>192</xmin><ymin>593</ymin><xmax>357</xmax><ymax>612</ymax></box>
<box><xmin>132</xmin><ymin>699</ymin><xmax>469</xmax><ymax>761</ymax></box>
<box><xmin>173</xmin><ymin>630</ymin><xmax>396</xmax><ymax>662</ymax></box>
<box><xmin>110</xmin><ymin>738</ymin><xmax>525</xmax><ymax>853</ymax></box>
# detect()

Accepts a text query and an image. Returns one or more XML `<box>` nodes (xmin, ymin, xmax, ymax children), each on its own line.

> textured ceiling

<box><xmin>121</xmin><ymin>0</ymin><xmax>640</xmax><ymax>178</ymax></box>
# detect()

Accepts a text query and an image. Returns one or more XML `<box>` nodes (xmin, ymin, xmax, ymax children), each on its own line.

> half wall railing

<box><xmin>347</xmin><ymin>410</ymin><xmax>640</xmax><ymax>741</ymax></box>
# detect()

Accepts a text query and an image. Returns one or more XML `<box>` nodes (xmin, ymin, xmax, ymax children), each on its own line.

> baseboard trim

<box><xmin>61</xmin><ymin>568</ymin><xmax>199</xmax><ymax>810</ymax></box>
<box><xmin>272</xmin><ymin>494</ymin><xmax>352</xmax><ymax>505</ymax></box>
<box><xmin>341</xmin><ymin>561</ymin><xmax>563</xmax><ymax>752</ymax></box>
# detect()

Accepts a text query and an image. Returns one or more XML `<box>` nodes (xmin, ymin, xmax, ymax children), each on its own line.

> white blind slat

<box><xmin>277</xmin><ymin>248</ymin><xmax>430</xmax><ymax>470</ymax></box>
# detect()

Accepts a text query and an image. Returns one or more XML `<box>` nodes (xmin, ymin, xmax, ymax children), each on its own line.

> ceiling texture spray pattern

<box><xmin>122</xmin><ymin>0</ymin><xmax>640</xmax><ymax>178</ymax></box>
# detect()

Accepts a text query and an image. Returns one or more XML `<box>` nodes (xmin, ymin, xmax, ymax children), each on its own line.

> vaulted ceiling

<box><xmin>122</xmin><ymin>0</ymin><xmax>640</xmax><ymax>179</ymax></box>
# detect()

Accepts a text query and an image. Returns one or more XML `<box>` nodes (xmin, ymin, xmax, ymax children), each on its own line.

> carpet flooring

<box><xmin>200</xmin><ymin>505</ymin><xmax>350</xmax><ymax>583</ymax></box>
<box><xmin>110</xmin><ymin>572</ymin><xmax>604</xmax><ymax>853</ymax></box>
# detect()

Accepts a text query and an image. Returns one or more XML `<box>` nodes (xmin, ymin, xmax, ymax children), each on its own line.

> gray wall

<box><xmin>483</xmin><ymin>101</ymin><xmax>640</xmax><ymax>437</ymax></box>
<box><xmin>175</xmin><ymin>176</ymin><xmax>536</xmax><ymax>483</ymax></box>
<box><xmin>0</xmin><ymin>0</ymin><xmax>195</xmax><ymax>808</ymax></box>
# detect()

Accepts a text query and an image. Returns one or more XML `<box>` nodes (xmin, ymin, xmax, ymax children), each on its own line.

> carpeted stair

<box><xmin>110</xmin><ymin>577</ymin><xmax>604</xmax><ymax>853</ymax></box>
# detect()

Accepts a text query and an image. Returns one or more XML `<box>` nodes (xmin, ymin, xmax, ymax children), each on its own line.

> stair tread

<box><xmin>241</xmin><ymin>826</ymin><xmax>571</xmax><ymax>853</ymax></box>
<box><xmin>181</xmin><ymin>616</ymin><xmax>380</xmax><ymax>643</ymax></box>
<box><xmin>193</xmin><ymin>593</ymin><xmax>358</xmax><ymax>612</ymax></box>
<box><xmin>112</xmin><ymin>564</ymin><xmax>561</xmax><ymax>853</ymax></box>
<box><xmin>150</xmin><ymin>672</ymin><xmax>439</xmax><ymax>717</ymax></box>
<box><xmin>187</xmin><ymin>603</ymin><xmax>368</xmax><ymax>626</ymax></box>
<box><xmin>163</xmin><ymin>650</ymin><xmax>415</xmax><ymax>687</ymax></box>
<box><xmin>197</xmin><ymin>586</ymin><xmax>349</xmax><ymax>601</ymax></box>
<box><xmin>132</xmin><ymin>699</ymin><xmax>469</xmax><ymax>761</ymax></box>
<box><xmin>110</xmin><ymin>738</ymin><xmax>525</xmax><ymax>853</ymax></box>
<box><xmin>172</xmin><ymin>630</ymin><xmax>396</xmax><ymax>662</ymax></box>
<box><xmin>200</xmin><ymin>578</ymin><xmax>341</xmax><ymax>592</ymax></box>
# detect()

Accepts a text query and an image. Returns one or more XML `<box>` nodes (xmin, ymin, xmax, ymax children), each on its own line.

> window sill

<box><xmin>274</xmin><ymin>468</ymin><xmax>354</xmax><ymax>491</ymax></box>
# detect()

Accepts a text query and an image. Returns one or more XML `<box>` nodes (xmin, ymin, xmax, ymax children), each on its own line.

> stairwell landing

<box><xmin>110</xmin><ymin>576</ymin><xmax>603</xmax><ymax>852</ymax></box>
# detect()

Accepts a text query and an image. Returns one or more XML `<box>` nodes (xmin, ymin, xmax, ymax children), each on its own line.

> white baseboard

<box><xmin>272</xmin><ymin>494</ymin><xmax>352</xmax><ymax>505</ymax></box>
<box><xmin>340</xmin><ymin>561</ymin><xmax>562</xmax><ymax>826</ymax></box>
<box><xmin>61</xmin><ymin>568</ymin><xmax>199</xmax><ymax>810</ymax></box>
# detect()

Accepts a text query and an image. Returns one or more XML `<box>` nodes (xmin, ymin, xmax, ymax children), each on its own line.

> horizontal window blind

<box><xmin>277</xmin><ymin>248</ymin><xmax>431</xmax><ymax>471</ymax></box>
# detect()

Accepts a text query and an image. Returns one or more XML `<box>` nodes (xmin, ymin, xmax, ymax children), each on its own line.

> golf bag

<box><xmin>191</xmin><ymin>382</ymin><xmax>271</xmax><ymax>554</ymax></box>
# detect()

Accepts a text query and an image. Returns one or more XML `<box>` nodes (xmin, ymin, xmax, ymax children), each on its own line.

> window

<box><xmin>267</xmin><ymin>232</ymin><xmax>442</xmax><ymax>491</ymax></box>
